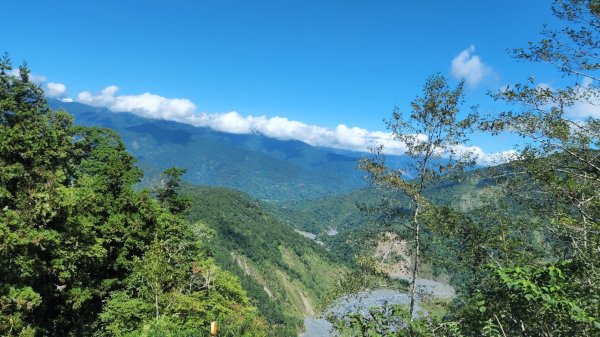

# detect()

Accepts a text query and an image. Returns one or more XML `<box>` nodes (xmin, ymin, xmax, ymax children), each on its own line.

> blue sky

<box><xmin>2</xmin><ymin>0</ymin><xmax>572</xmax><ymax>162</ymax></box>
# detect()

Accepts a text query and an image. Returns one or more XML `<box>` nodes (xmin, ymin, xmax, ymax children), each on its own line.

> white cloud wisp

<box><xmin>7</xmin><ymin>68</ymin><xmax>71</xmax><ymax>99</ymax></box>
<box><xmin>451</xmin><ymin>45</ymin><xmax>493</xmax><ymax>87</ymax></box>
<box><xmin>7</xmin><ymin>68</ymin><xmax>47</xmax><ymax>84</ymax></box>
<box><xmin>46</xmin><ymin>82</ymin><xmax>68</xmax><ymax>98</ymax></box>
<box><xmin>566</xmin><ymin>78</ymin><xmax>600</xmax><ymax>119</ymax></box>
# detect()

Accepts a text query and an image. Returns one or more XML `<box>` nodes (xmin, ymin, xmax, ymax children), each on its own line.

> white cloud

<box><xmin>7</xmin><ymin>68</ymin><xmax>47</xmax><ymax>83</ymax></box>
<box><xmin>450</xmin><ymin>144</ymin><xmax>518</xmax><ymax>166</ymax></box>
<box><xmin>566</xmin><ymin>78</ymin><xmax>600</xmax><ymax>119</ymax></box>
<box><xmin>528</xmin><ymin>78</ymin><xmax>600</xmax><ymax>119</ymax></box>
<box><xmin>74</xmin><ymin>85</ymin><xmax>512</xmax><ymax>165</ymax></box>
<box><xmin>77</xmin><ymin>86</ymin><xmax>197</xmax><ymax>120</ymax></box>
<box><xmin>568</xmin><ymin>98</ymin><xmax>600</xmax><ymax>119</ymax></box>
<box><xmin>6</xmin><ymin>69</ymin><xmax>68</xmax><ymax>99</ymax></box>
<box><xmin>451</xmin><ymin>45</ymin><xmax>493</xmax><ymax>87</ymax></box>
<box><xmin>46</xmin><ymin>82</ymin><xmax>68</xmax><ymax>98</ymax></box>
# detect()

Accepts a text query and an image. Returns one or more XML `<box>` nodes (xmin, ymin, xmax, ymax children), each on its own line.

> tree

<box><xmin>0</xmin><ymin>56</ymin><xmax>266</xmax><ymax>336</ymax></box>
<box><xmin>456</xmin><ymin>0</ymin><xmax>600</xmax><ymax>334</ymax></box>
<box><xmin>360</xmin><ymin>74</ymin><xmax>477</xmax><ymax>322</ymax></box>
<box><xmin>0</xmin><ymin>56</ymin><xmax>163</xmax><ymax>336</ymax></box>
<box><xmin>98</xmin><ymin>181</ymin><xmax>267</xmax><ymax>337</ymax></box>
<box><xmin>98</xmin><ymin>229</ymin><xmax>267</xmax><ymax>337</ymax></box>
<box><xmin>1</xmin><ymin>55</ymin><xmax>84</xmax><ymax>336</ymax></box>
<box><xmin>336</xmin><ymin>1</ymin><xmax>600</xmax><ymax>336</ymax></box>
<box><xmin>483</xmin><ymin>0</ymin><xmax>600</xmax><ymax>254</ymax></box>
<box><xmin>154</xmin><ymin>167</ymin><xmax>191</xmax><ymax>214</ymax></box>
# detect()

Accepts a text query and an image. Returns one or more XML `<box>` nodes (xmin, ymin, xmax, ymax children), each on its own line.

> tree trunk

<box><xmin>155</xmin><ymin>294</ymin><xmax>159</xmax><ymax>322</ymax></box>
<box><xmin>409</xmin><ymin>204</ymin><xmax>420</xmax><ymax>322</ymax></box>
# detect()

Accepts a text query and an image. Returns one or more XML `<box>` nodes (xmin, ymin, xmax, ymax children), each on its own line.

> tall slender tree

<box><xmin>360</xmin><ymin>74</ymin><xmax>477</xmax><ymax>321</ymax></box>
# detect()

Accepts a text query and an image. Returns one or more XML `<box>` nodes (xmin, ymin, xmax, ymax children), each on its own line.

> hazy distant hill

<box><xmin>50</xmin><ymin>100</ymin><xmax>413</xmax><ymax>201</ymax></box>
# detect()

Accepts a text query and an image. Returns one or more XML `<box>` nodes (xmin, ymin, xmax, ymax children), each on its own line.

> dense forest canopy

<box><xmin>0</xmin><ymin>57</ymin><xmax>266</xmax><ymax>337</ymax></box>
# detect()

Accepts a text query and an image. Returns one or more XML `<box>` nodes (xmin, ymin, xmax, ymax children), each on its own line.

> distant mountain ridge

<box><xmin>50</xmin><ymin>99</ymin><xmax>413</xmax><ymax>201</ymax></box>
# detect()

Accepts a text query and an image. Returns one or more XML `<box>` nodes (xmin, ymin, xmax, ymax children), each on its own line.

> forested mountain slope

<box><xmin>274</xmin><ymin>167</ymin><xmax>497</xmax><ymax>235</ymax></box>
<box><xmin>183</xmin><ymin>186</ymin><xmax>348</xmax><ymax>336</ymax></box>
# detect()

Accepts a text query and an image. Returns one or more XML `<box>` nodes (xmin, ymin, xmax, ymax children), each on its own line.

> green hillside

<box><xmin>5</xmin><ymin>0</ymin><xmax>600</xmax><ymax>335</ymax></box>
<box><xmin>275</xmin><ymin>167</ymin><xmax>496</xmax><ymax>235</ymax></box>
<box><xmin>183</xmin><ymin>186</ymin><xmax>348</xmax><ymax>336</ymax></box>
<box><xmin>266</xmin><ymin>167</ymin><xmax>504</xmax><ymax>270</ymax></box>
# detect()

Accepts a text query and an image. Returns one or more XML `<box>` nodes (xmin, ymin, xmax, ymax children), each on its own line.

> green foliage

<box><xmin>330</xmin><ymin>303</ymin><xmax>464</xmax><ymax>337</ymax></box>
<box><xmin>454</xmin><ymin>262</ymin><xmax>599</xmax><ymax>336</ymax></box>
<box><xmin>322</xmin><ymin>256</ymin><xmax>398</xmax><ymax>306</ymax></box>
<box><xmin>331</xmin><ymin>2</ymin><xmax>600</xmax><ymax>336</ymax></box>
<box><xmin>0</xmin><ymin>57</ymin><xmax>265</xmax><ymax>336</ymax></box>
<box><xmin>455</xmin><ymin>1</ymin><xmax>600</xmax><ymax>335</ymax></box>
<box><xmin>271</xmin><ymin>187</ymin><xmax>380</xmax><ymax>234</ymax></box>
<box><xmin>98</xmin><ymin>240</ymin><xmax>266</xmax><ymax>337</ymax></box>
<box><xmin>0</xmin><ymin>56</ymin><xmax>134</xmax><ymax>336</ymax></box>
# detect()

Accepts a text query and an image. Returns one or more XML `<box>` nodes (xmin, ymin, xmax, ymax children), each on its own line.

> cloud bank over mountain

<box><xmin>6</xmin><ymin>66</ymin><xmax>511</xmax><ymax>165</ymax></box>
<box><xmin>73</xmin><ymin>85</ymin><xmax>512</xmax><ymax>165</ymax></box>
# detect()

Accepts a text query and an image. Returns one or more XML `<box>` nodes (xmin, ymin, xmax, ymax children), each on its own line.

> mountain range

<box><xmin>50</xmin><ymin>99</ymin><xmax>413</xmax><ymax>201</ymax></box>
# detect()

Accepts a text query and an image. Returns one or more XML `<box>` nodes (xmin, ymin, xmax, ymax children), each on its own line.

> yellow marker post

<box><xmin>210</xmin><ymin>321</ymin><xmax>218</xmax><ymax>336</ymax></box>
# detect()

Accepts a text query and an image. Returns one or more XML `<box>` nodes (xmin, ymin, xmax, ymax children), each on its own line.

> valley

<box><xmin>49</xmin><ymin>101</ymin><xmax>492</xmax><ymax>336</ymax></box>
<box><xmin>3</xmin><ymin>4</ymin><xmax>599</xmax><ymax>334</ymax></box>
<box><xmin>41</xmin><ymin>100</ymin><xmax>469</xmax><ymax>336</ymax></box>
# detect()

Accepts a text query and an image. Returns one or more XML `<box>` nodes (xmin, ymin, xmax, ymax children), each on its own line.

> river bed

<box><xmin>300</xmin><ymin>278</ymin><xmax>454</xmax><ymax>337</ymax></box>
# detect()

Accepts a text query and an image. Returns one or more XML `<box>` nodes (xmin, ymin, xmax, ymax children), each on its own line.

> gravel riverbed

<box><xmin>300</xmin><ymin>278</ymin><xmax>454</xmax><ymax>337</ymax></box>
